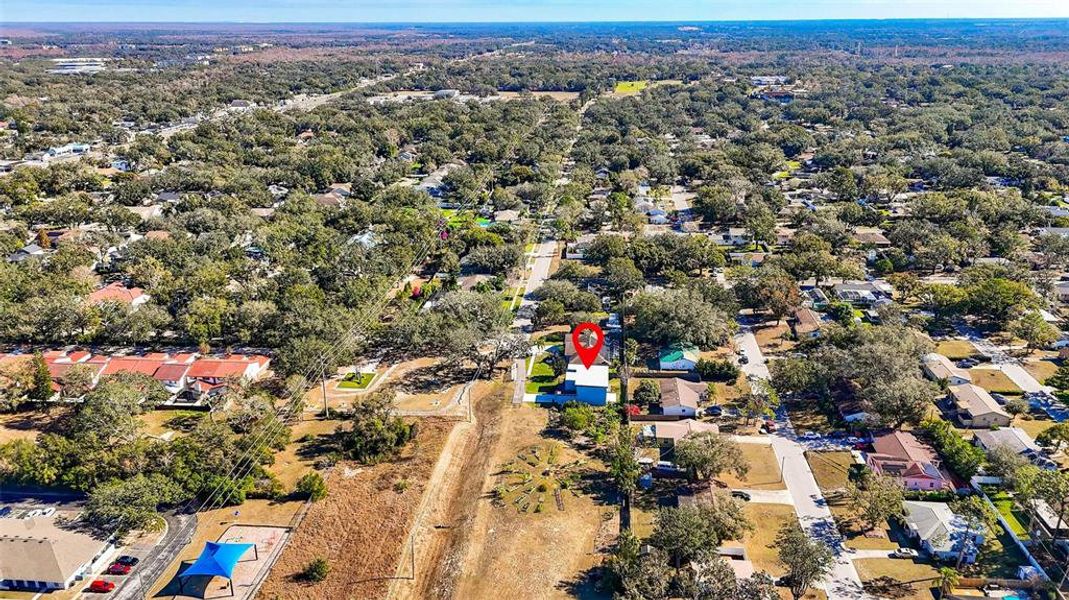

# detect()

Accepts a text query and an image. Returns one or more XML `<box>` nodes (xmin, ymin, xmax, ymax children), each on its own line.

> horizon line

<box><xmin>7</xmin><ymin>16</ymin><xmax>1069</xmax><ymax>26</ymax></box>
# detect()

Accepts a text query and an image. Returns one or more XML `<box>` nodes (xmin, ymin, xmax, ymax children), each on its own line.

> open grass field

<box><xmin>807</xmin><ymin>450</ymin><xmax>855</xmax><ymax>493</ymax></box>
<box><xmin>786</xmin><ymin>402</ymin><xmax>838</xmax><ymax>435</ymax></box>
<box><xmin>613</xmin><ymin>80</ymin><xmax>649</xmax><ymax>95</ymax></box>
<box><xmin>854</xmin><ymin>558</ymin><xmax>938</xmax><ymax>600</ymax></box>
<box><xmin>935</xmin><ymin>340</ymin><xmax>980</xmax><ymax>360</ymax></box>
<box><xmin>968</xmin><ymin>368</ymin><xmax>1022</xmax><ymax>394</ymax></box>
<box><xmin>717</xmin><ymin>442</ymin><xmax>786</xmax><ymax>490</ymax></box>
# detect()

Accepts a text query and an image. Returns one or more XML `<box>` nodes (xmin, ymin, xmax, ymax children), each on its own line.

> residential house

<box><xmin>6</xmin><ymin>244</ymin><xmax>47</xmax><ymax>263</ymax></box>
<box><xmin>944</xmin><ymin>384</ymin><xmax>1011</xmax><ymax>428</ymax></box>
<box><xmin>87</xmin><ymin>281</ymin><xmax>149</xmax><ymax>308</ymax></box>
<box><xmin>921</xmin><ymin>353</ymin><xmax>972</xmax><ymax>386</ymax></box>
<box><xmin>563</xmin><ymin>364</ymin><xmax>609</xmax><ymax>406</ymax></box>
<box><xmin>185</xmin><ymin>356</ymin><xmax>271</xmax><ymax>398</ymax></box>
<box><xmin>974</xmin><ymin>427</ymin><xmax>1058</xmax><ymax>471</ymax></box>
<box><xmin>0</xmin><ymin>513</ymin><xmax>115</xmax><ymax>591</ymax></box>
<box><xmin>152</xmin><ymin>363</ymin><xmax>192</xmax><ymax>396</ymax></box>
<box><xmin>710</xmin><ymin>228</ymin><xmax>752</xmax><ymax>247</ymax></box>
<box><xmin>833</xmin><ymin>280</ymin><xmax>892</xmax><ymax>306</ymax></box>
<box><xmin>801</xmin><ymin>286</ymin><xmax>830</xmax><ymax>309</ymax></box>
<box><xmin>564</xmin><ymin>334</ymin><xmax>610</xmax><ymax>366</ymax></box>
<box><xmin>838</xmin><ymin>399</ymin><xmax>871</xmax><ymax>424</ymax></box>
<box><xmin>493</xmin><ymin>209</ymin><xmax>520</xmax><ymax>223</ymax></box>
<box><xmin>791</xmin><ymin>307</ymin><xmax>823</xmax><ymax>340</ymax></box>
<box><xmin>564</xmin><ymin>233</ymin><xmax>597</xmax><ymax>260</ymax></box>
<box><xmin>658</xmin><ymin>344</ymin><xmax>699</xmax><ymax>371</ymax></box>
<box><xmin>902</xmin><ymin>501</ymin><xmax>984</xmax><ymax>564</ymax></box>
<box><xmin>867</xmin><ymin>431</ymin><xmax>951</xmax><ymax>491</ymax></box>
<box><xmin>642</xmin><ymin>419</ymin><xmax>720</xmax><ymax>453</ymax></box>
<box><xmin>852</xmin><ymin>228</ymin><xmax>892</xmax><ymax>248</ymax></box>
<box><xmin>657</xmin><ymin>378</ymin><xmax>703</xmax><ymax>417</ymax></box>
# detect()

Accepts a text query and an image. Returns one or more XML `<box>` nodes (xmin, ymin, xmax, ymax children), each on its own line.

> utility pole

<box><xmin>321</xmin><ymin>374</ymin><xmax>328</xmax><ymax>419</ymax></box>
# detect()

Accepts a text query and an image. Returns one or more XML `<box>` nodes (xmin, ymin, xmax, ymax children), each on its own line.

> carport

<box><xmin>178</xmin><ymin>541</ymin><xmax>258</xmax><ymax>597</ymax></box>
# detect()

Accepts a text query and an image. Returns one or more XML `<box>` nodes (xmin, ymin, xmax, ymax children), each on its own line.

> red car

<box><xmin>107</xmin><ymin>563</ymin><xmax>132</xmax><ymax>575</ymax></box>
<box><xmin>88</xmin><ymin>580</ymin><xmax>115</xmax><ymax>593</ymax></box>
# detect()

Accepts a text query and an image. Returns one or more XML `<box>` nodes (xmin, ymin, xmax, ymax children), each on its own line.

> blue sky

<box><xmin>6</xmin><ymin>0</ymin><xmax>1069</xmax><ymax>23</ymax></box>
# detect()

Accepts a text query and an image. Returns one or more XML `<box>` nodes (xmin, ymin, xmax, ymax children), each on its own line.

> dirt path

<box><xmin>387</xmin><ymin>382</ymin><xmax>509</xmax><ymax>600</ymax></box>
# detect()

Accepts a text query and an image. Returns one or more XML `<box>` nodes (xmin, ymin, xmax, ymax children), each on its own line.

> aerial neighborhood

<box><xmin>3</xmin><ymin>15</ymin><xmax>1069</xmax><ymax>600</ymax></box>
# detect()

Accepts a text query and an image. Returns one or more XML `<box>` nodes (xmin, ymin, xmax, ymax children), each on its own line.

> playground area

<box><xmin>154</xmin><ymin>524</ymin><xmax>289</xmax><ymax>600</ymax></box>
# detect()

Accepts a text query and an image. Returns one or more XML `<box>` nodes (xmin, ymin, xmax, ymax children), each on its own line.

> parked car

<box><xmin>890</xmin><ymin>548</ymin><xmax>919</xmax><ymax>559</ymax></box>
<box><xmin>706</xmin><ymin>406</ymin><xmax>723</xmax><ymax>417</ymax></box>
<box><xmin>799</xmin><ymin>431</ymin><xmax>820</xmax><ymax>440</ymax></box>
<box><xmin>763</xmin><ymin>420</ymin><xmax>777</xmax><ymax>432</ymax></box>
<box><xmin>991</xmin><ymin>393</ymin><xmax>1008</xmax><ymax>405</ymax></box>
<box><xmin>956</xmin><ymin>358</ymin><xmax>978</xmax><ymax>368</ymax></box>
<box><xmin>0</xmin><ymin>506</ymin><xmax>11</xmax><ymax>518</ymax></box>
<box><xmin>731</xmin><ymin>490</ymin><xmax>752</xmax><ymax>501</ymax></box>
<box><xmin>116</xmin><ymin>555</ymin><xmax>140</xmax><ymax>566</ymax></box>
<box><xmin>107</xmin><ymin>563</ymin><xmax>132</xmax><ymax>575</ymax></box>
<box><xmin>738</xmin><ymin>355</ymin><xmax>749</xmax><ymax>364</ymax></box>
<box><xmin>39</xmin><ymin>507</ymin><xmax>56</xmax><ymax>517</ymax></box>
<box><xmin>88</xmin><ymin>580</ymin><xmax>116</xmax><ymax>593</ymax></box>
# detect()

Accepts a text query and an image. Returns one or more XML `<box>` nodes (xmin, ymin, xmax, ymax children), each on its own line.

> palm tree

<box><xmin>936</xmin><ymin>566</ymin><xmax>959</xmax><ymax>597</ymax></box>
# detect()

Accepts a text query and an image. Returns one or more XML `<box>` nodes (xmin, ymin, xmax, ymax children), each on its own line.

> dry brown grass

<box><xmin>854</xmin><ymin>558</ymin><xmax>938</xmax><ymax>600</ymax></box>
<box><xmin>935</xmin><ymin>340</ymin><xmax>979</xmax><ymax>360</ymax></box>
<box><xmin>447</xmin><ymin>405</ymin><xmax>616</xmax><ymax>600</ymax></box>
<box><xmin>722</xmin><ymin>502</ymin><xmax>797</xmax><ymax>576</ymax></box>
<box><xmin>1024</xmin><ymin>359</ymin><xmax>1060</xmax><ymax>384</ymax></box>
<box><xmin>0</xmin><ymin>409</ymin><xmax>56</xmax><ymax>443</ymax></box>
<box><xmin>807</xmin><ymin>451</ymin><xmax>855</xmax><ymax>493</ymax></box>
<box><xmin>257</xmin><ymin>418</ymin><xmax>457</xmax><ymax>600</ymax></box>
<box><xmin>967</xmin><ymin>368</ymin><xmax>1022</xmax><ymax>394</ymax></box>
<box><xmin>718</xmin><ymin>443</ymin><xmax>786</xmax><ymax>491</ymax></box>
<box><xmin>754</xmin><ymin>321</ymin><xmax>797</xmax><ymax>355</ymax></box>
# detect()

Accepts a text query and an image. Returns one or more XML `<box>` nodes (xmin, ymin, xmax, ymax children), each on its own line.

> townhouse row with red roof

<box><xmin>0</xmin><ymin>349</ymin><xmax>271</xmax><ymax>408</ymax></box>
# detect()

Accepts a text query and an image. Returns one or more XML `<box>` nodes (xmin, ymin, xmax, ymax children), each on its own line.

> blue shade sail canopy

<box><xmin>180</xmin><ymin>542</ymin><xmax>254</xmax><ymax>580</ymax></box>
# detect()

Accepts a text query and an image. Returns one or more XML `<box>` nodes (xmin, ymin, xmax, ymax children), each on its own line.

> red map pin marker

<box><xmin>571</xmin><ymin>322</ymin><xmax>605</xmax><ymax>369</ymax></box>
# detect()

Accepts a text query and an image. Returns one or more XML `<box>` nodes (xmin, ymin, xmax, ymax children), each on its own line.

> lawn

<box><xmin>988</xmin><ymin>491</ymin><xmax>1029</xmax><ymax>540</ymax></box>
<box><xmin>973</xmin><ymin>527</ymin><xmax>1028</xmax><ymax>578</ymax></box>
<box><xmin>785</xmin><ymin>402</ymin><xmax>837</xmax><ymax>435</ymax></box>
<box><xmin>723</xmin><ymin>502</ymin><xmax>798</xmax><ymax>576</ymax></box>
<box><xmin>337</xmin><ymin>372</ymin><xmax>375</xmax><ymax>389</ymax></box>
<box><xmin>1012</xmin><ymin>415</ymin><xmax>1058</xmax><ymax>441</ymax></box>
<box><xmin>807</xmin><ymin>451</ymin><xmax>855</xmax><ymax>493</ymax></box>
<box><xmin>935</xmin><ymin>340</ymin><xmax>980</xmax><ymax>360</ymax></box>
<box><xmin>828</xmin><ymin>505</ymin><xmax>901</xmax><ymax>551</ymax></box>
<box><xmin>1024</xmin><ymin>358</ymin><xmax>1060</xmax><ymax>384</ymax></box>
<box><xmin>717</xmin><ymin>443</ymin><xmax>786</xmax><ymax>490</ymax></box>
<box><xmin>613</xmin><ymin>80</ymin><xmax>649</xmax><ymax>95</ymax></box>
<box><xmin>854</xmin><ymin>558</ymin><xmax>938</xmax><ymax>600</ymax></box>
<box><xmin>967</xmin><ymin>368</ymin><xmax>1022</xmax><ymax>394</ymax></box>
<box><xmin>526</xmin><ymin>353</ymin><xmax>563</xmax><ymax>394</ymax></box>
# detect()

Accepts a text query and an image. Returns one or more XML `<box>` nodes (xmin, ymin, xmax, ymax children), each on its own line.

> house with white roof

<box><xmin>563</xmin><ymin>364</ymin><xmax>609</xmax><ymax>406</ymax></box>
<box><xmin>921</xmin><ymin>353</ymin><xmax>972</xmax><ymax>386</ymax></box>
<box><xmin>902</xmin><ymin>501</ymin><xmax>985</xmax><ymax>564</ymax></box>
